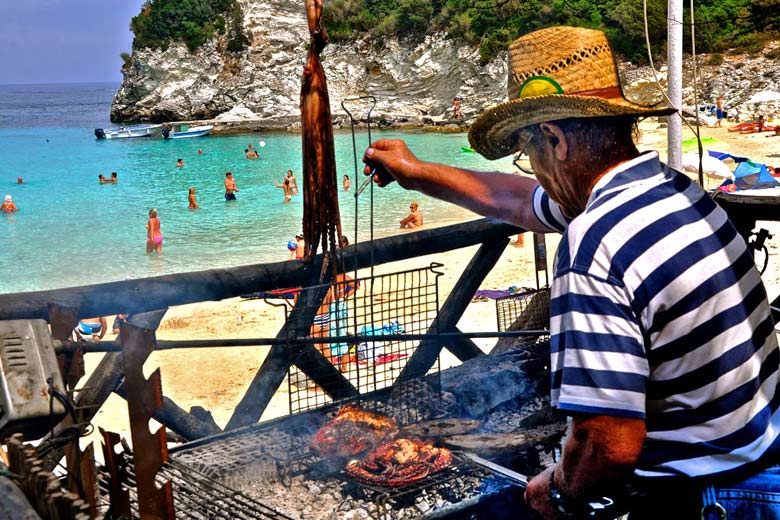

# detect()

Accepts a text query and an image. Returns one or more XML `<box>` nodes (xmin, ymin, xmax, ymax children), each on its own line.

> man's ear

<box><xmin>539</xmin><ymin>123</ymin><xmax>568</xmax><ymax>161</ymax></box>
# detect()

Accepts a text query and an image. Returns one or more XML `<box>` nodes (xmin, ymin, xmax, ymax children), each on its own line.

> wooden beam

<box><xmin>397</xmin><ymin>238</ymin><xmax>510</xmax><ymax>382</ymax></box>
<box><xmin>0</xmin><ymin>219</ymin><xmax>521</xmax><ymax>321</ymax></box>
<box><xmin>114</xmin><ymin>382</ymin><xmax>221</xmax><ymax>441</ymax></box>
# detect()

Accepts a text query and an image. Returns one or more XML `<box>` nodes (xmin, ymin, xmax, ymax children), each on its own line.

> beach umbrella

<box><xmin>681</xmin><ymin>152</ymin><xmax>734</xmax><ymax>180</ymax></box>
<box><xmin>746</xmin><ymin>91</ymin><xmax>780</xmax><ymax>104</ymax></box>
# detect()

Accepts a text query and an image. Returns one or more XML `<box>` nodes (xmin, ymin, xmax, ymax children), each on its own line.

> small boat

<box><xmin>94</xmin><ymin>124</ymin><xmax>163</xmax><ymax>140</ymax></box>
<box><xmin>162</xmin><ymin>124</ymin><xmax>213</xmax><ymax>140</ymax></box>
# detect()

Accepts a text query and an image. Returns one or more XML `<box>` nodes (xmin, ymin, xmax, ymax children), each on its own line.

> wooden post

<box><xmin>398</xmin><ymin>239</ymin><xmax>509</xmax><ymax>382</ymax></box>
<box><xmin>114</xmin><ymin>381</ymin><xmax>220</xmax><ymax>440</ymax></box>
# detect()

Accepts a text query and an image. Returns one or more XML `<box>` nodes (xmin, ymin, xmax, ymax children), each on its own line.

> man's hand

<box><xmin>525</xmin><ymin>466</ymin><xmax>560</xmax><ymax>519</ymax></box>
<box><xmin>362</xmin><ymin>139</ymin><xmax>421</xmax><ymax>189</ymax></box>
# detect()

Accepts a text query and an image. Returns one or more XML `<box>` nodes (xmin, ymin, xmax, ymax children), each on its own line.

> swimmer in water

<box><xmin>176</xmin><ymin>158</ymin><xmax>184</xmax><ymax>168</ymax></box>
<box><xmin>1</xmin><ymin>195</ymin><xmax>18</xmax><ymax>213</ymax></box>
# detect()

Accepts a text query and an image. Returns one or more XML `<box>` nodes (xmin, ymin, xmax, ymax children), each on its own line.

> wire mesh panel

<box><xmin>495</xmin><ymin>287</ymin><xmax>551</xmax><ymax>335</ymax></box>
<box><xmin>97</xmin><ymin>457</ymin><xmax>294</xmax><ymax>520</ymax></box>
<box><xmin>288</xmin><ymin>264</ymin><xmax>443</xmax><ymax>414</ymax></box>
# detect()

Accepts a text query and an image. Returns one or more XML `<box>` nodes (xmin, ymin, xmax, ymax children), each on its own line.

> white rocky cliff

<box><xmin>111</xmin><ymin>0</ymin><xmax>506</xmax><ymax>126</ymax></box>
<box><xmin>113</xmin><ymin>0</ymin><xmax>780</xmax><ymax>127</ymax></box>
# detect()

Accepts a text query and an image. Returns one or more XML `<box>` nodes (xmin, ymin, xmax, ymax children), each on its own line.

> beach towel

<box><xmin>356</xmin><ymin>320</ymin><xmax>405</xmax><ymax>362</ymax></box>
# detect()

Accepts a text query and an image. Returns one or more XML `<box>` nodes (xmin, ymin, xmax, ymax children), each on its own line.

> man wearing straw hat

<box><xmin>363</xmin><ymin>26</ymin><xmax>780</xmax><ymax>518</ymax></box>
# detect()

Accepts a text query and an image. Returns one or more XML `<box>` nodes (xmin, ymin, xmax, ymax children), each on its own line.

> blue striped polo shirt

<box><xmin>532</xmin><ymin>152</ymin><xmax>780</xmax><ymax>480</ymax></box>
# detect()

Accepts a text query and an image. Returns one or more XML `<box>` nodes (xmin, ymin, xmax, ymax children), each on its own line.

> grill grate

<box><xmin>98</xmin><ymin>457</ymin><xmax>293</xmax><ymax>520</ymax></box>
<box><xmin>495</xmin><ymin>287</ymin><xmax>550</xmax><ymax>335</ymax></box>
<box><xmin>288</xmin><ymin>264</ymin><xmax>443</xmax><ymax>414</ymax></box>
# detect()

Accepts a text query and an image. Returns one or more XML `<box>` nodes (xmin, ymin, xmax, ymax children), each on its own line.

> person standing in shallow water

<box><xmin>224</xmin><ymin>172</ymin><xmax>239</xmax><ymax>201</ymax></box>
<box><xmin>188</xmin><ymin>187</ymin><xmax>199</xmax><ymax>209</ymax></box>
<box><xmin>343</xmin><ymin>174</ymin><xmax>351</xmax><ymax>191</ymax></box>
<box><xmin>146</xmin><ymin>208</ymin><xmax>163</xmax><ymax>254</ymax></box>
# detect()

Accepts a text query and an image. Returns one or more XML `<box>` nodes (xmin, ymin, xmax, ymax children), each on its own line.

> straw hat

<box><xmin>468</xmin><ymin>26</ymin><xmax>676</xmax><ymax>160</ymax></box>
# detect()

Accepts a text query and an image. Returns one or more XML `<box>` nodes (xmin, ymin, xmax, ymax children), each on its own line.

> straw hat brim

<box><xmin>468</xmin><ymin>95</ymin><xmax>677</xmax><ymax>160</ymax></box>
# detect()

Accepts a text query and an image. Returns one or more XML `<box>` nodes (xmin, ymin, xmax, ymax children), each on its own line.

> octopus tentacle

<box><xmin>345</xmin><ymin>439</ymin><xmax>453</xmax><ymax>487</ymax></box>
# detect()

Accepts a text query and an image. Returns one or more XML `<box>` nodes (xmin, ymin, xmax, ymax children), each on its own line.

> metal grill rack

<box><xmin>495</xmin><ymin>287</ymin><xmax>550</xmax><ymax>335</ymax></box>
<box><xmin>288</xmin><ymin>264</ymin><xmax>443</xmax><ymax>414</ymax></box>
<box><xmin>343</xmin><ymin>454</ymin><xmax>512</xmax><ymax>520</ymax></box>
<box><xmin>97</xmin><ymin>457</ymin><xmax>294</xmax><ymax>520</ymax></box>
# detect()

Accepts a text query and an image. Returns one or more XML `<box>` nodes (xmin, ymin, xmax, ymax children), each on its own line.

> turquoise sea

<box><xmin>0</xmin><ymin>82</ymin><xmax>513</xmax><ymax>294</ymax></box>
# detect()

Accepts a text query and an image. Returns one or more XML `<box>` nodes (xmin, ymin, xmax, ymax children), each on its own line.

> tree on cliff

<box><xmin>130</xmin><ymin>0</ymin><xmax>249</xmax><ymax>53</ymax></box>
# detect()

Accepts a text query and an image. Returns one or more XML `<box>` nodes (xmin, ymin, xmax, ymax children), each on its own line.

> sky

<box><xmin>0</xmin><ymin>0</ymin><xmax>147</xmax><ymax>85</ymax></box>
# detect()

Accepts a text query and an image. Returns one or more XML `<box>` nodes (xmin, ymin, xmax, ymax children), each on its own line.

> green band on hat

<box><xmin>517</xmin><ymin>76</ymin><xmax>563</xmax><ymax>99</ymax></box>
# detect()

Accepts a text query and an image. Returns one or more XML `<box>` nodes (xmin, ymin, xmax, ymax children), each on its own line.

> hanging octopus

<box><xmin>301</xmin><ymin>0</ymin><xmax>343</xmax><ymax>277</ymax></box>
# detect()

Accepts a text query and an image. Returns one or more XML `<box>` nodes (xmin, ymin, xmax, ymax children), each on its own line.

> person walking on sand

<box><xmin>399</xmin><ymin>202</ymin><xmax>423</xmax><ymax>228</ymax></box>
<box><xmin>224</xmin><ymin>171</ymin><xmax>239</xmax><ymax>201</ymax></box>
<box><xmin>343</xmin><ymin>174</ymin><xmax>351</xmax><ymax>191</ymax></box>
<box><xmin>188</xmin><ymin>187</ymin><xmax>199</xmax><ymax>209</ymax></box>
<box><xmin>146</xmin><ymin>208</ymin><xmax>163</xmax><ymax>254</ymax></box>
<box><xmin>715</xmin><ymin>95</ymin><xmax>725</xmax><ymax>127</ymax></box>
<box><xmin>453</xmin><ymin>97</ymin><xmax>462</xmax><ymax>120</ymax></box>
<box><xmin>1</xmin><ymin>195</ymin><xmax>18</xmax><ymax>213</ymax></box>
<box><xmin>362</xmin><ymin>26</ymin><xmax>780</xmax><ymax>519</ymax></box>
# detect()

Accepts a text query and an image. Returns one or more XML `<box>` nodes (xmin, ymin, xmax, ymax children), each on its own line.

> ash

<box><xmin>221</xmin><ymin>465</ymin><xmax>488</xmax><ymax>519</ymax></box>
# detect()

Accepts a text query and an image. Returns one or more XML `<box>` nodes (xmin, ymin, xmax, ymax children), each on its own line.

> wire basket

<box><xmin>287</xmin><ymin>264</ymin><xmax>443</xmax><ymax>414</ymax></box>
<box><xmin>495</xmin><ymin>287</ymin><xmax>550</xmax><ymax>335</ymax></box>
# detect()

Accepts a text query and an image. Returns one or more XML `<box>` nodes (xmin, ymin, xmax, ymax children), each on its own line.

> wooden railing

<box><xmin>1</xmin><ymin>218</ymin><xmax>521</xmax><ymax>448</ymax></box>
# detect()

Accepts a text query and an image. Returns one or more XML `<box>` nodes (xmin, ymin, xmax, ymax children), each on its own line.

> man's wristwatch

<box><xmin>549</xmin><ymin>470</ymin><xmax>576</xmax><ymax>516</ymax></box>
<box><xmin>548</xmin><ymin>470</ymin><xmax>617</xmax><ymax>518</ymax></box>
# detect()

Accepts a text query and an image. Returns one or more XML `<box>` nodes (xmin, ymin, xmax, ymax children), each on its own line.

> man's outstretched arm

<box><xmin>363</xmin><ymin>139</ymin><xmax>552</xmax><ymax>232</ymax></box>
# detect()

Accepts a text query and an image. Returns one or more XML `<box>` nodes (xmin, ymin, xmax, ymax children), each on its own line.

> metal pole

<box><xmin>667</xmin><ymin>0</ymin><xmax>683</xmax><ymax>170</ymax></box>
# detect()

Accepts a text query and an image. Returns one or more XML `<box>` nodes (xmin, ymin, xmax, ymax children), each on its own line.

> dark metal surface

<box><xmin>100</xmin><ymin>428</ymin><xmax>132</xmax><ymax>520</ymax></box>
<box><xmin>97</xmin><ymin>457</ymin><xmax>294</xmax><ymax>520</ymax></box>
<box><xmin>121</xmin><ymin>316</ymin><xmax>175</xmax><ymax>520</ymax></box>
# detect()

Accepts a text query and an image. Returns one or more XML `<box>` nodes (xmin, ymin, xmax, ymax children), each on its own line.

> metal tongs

<box><xmin>462</xmin><ymin>452</ymin><xmax>624</xmax><ymax>519</ymax></box>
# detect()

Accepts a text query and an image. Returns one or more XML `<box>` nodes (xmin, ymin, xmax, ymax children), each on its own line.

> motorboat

<box><xmin>162</xmin><ymin>124</ymin><xmax>213</xmax><ymax>139</ymax></box>
<box><xmin>94</xmin><ymin>124</ymin><xmax>163</xmax><ymax>139</ymax></box>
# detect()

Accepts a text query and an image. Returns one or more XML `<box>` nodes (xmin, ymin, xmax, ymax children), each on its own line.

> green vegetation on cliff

<box><xmin>323</xmin><ymin>0</ymin><xmax>780</xmax><ymax>63</ymax></box>
<box><xmin>130</xmin><ymin>0</ymin><xmax>249</xmax><ymax>53</ymax></box>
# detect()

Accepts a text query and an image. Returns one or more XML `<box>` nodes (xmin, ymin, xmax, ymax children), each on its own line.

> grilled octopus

<box><xmin>301</xmin><ymin>0</ymin><xmax>342</xmax><ymax>270</ymax></box>
<box><xmin>310</xmin><ymin>406</ymin><xmax>399</xmax><ymax>459</ymax></box>
<box><xmin>346</xmin><ymin>438</ymin><xmax>453</xmax><ymax>487</ymax></box>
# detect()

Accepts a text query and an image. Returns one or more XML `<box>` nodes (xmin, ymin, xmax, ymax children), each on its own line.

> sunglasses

<box><xmin>512</xmin><ymin>129</ymin><xmax>536</xmax><ymax>175</ymax></box>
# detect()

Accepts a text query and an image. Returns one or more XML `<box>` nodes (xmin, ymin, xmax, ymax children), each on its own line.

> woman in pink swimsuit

<box><xmin>146</xmin><ymin>208</ymin><xmax>163</xmax><ymax>254</ymax></box>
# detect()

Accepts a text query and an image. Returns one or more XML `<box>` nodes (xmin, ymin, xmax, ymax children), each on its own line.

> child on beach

<box><xmin>188</xmin><ymin>187</ymin><xmax>199</xmax><ymax>209</ymax></box>
<box><xmin>146</xmin><ymin>208</ymin><xmax>163</xmax><ymax>254</ymax></box>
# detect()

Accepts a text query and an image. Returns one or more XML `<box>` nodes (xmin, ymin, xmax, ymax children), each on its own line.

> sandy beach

<box><xmin>83</xmin><ymin>120</ymin><xmax>780</xmax><ymax>444</ymax></box>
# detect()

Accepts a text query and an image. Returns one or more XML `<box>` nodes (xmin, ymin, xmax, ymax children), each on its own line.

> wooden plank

<box><xmin>397</xmin><ymin>238</ymin><xmax>510</xmax><ymax>382</ymax></box>
<box><xmin>0</xmin><ymin>219</ymin><xmax>520</xmax><ymax>321</ymax></box>
<box><xmin>226</xmin><ymin>282</ymin><xmax>359</xmax><ymax>430</ymax></box>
